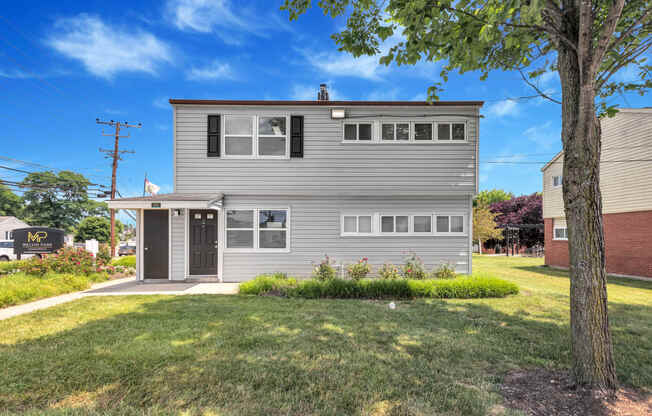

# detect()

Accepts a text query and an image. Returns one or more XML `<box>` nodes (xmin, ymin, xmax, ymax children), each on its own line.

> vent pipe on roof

<box><xmin>317</xmin><ymin>83</ymin><xmax>329</xmax><ymax>101</ymax></box>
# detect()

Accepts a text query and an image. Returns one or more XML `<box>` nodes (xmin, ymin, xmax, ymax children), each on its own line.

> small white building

<box><xmin>0</xmin><ymin>216</ymin><xmax>29</xmax><ymax>241</ymax></box>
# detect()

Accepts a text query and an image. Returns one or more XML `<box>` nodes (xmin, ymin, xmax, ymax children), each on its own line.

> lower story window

<box><xmin>226</xmin><ymin>209</ymin><xmax>289</xmax><ymax>249</ymax></box>
<box><xmin>342</xmin><ymin>215</ymin><xmax>373</xmax><ymax>235</ymax></box>
<box><xmin>553</xmin><ymin>218</ymin><xmax>568</xmax><ymax>240</ymax></box>
<box><xmin>436</xmin><ymin>215</ymin><xmax>465</xmax><ymax>234</ymax></box>
<box><xmin>381</xmin><ymin>215</ymin><xmax>409</xmax><ymax>233</ymax></box>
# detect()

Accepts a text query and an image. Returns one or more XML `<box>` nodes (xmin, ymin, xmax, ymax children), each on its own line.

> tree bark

<box><xmin>557</xmin><ymin>18</ymin><xmax>618</xmax><ymax>392</ymax></box>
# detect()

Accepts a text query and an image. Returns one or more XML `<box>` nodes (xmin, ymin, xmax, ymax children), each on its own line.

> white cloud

<box><xmin>166</xmin><ymin>0</ymin><xmax>291</xmax><ymax>44</ymax></box>
<box><xmin>0</xmin><ymin>68</ymin><xmax>33</xmax><ymax>79</ymax></box>
<box><xmin>153</xmin><ymin>97</ymin><xmax>170</xmax><ymax>109</ymax></box>
<box><xmin>46</xmin><ymin>14</ymin><xmax>172</xmax><ymax>79</ymax></box>
<box><xmin>486</xmin><ymin>99</ymin><xmax>520</xmax><ymax>117</ymax></box>
<box><xmin>186</xmin><ymin>60</ymin><xmax>234</xmax><ymax>81</ymax></box>
<box><xmin>523</xmin><ymin>121</ymin><xmax>561</xmax><ymax>150</ymax></box>
<box><xmin>302</xmin><ymin>49</ymin><xmax>387</xmax><ymax>81</ymax></box>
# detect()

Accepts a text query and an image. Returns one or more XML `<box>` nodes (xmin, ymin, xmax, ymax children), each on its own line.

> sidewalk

<box><xmin>0</xmin><ymin>277</ymin><xmax>239</xmax><ymax>321</ymax></box>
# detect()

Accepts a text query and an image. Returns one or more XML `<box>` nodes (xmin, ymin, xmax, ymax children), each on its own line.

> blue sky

<box><xmin>1</xmin><ymin>0</ymin><xmax>648</xmax><ymax>218</ymax></box>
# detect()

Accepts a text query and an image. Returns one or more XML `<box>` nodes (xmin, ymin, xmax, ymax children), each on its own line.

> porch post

<box><xmin>136</xmin><ymin>209</ymin><xmax>143</xmax><ymax>281</ymax></box>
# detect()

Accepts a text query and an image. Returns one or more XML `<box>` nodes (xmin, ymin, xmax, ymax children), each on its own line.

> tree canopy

<box><xmin>75</xmin><ymin>216</ymin><xmax>124</xmax><ymax>243</ymax></box>
<box><xmin>473</xmin><ymin>189</ymin><xmax>514</xmax><ymax>208</ymax></box>
<box><xmin>0</xmin><ymin>184</ymin><xmax>22</xmax><ymax>218</ymax></box>
<box><xmin>21</xmin><ymin>171</ymin><xmax>108</xmax><ymax>232</ymax></box>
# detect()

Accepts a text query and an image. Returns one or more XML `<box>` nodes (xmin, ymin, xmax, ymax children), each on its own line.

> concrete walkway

<box><xmin>0</xmin><ymin>277</ymin><xmax>239</xmax><ymax>321</ymax></box>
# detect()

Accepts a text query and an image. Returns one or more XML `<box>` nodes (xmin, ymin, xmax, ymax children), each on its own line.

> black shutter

<box><xmin>290</xmin><ymin>115</ymin><xmax>304</xmax><ymax>158</ymax></box>
<box><xmin>207</xmin><ymin>115</ymin><xmax>220</xmax><ymax>157</ymax></box>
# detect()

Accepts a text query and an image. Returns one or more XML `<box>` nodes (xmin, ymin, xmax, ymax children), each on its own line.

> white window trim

<box><xmin>552</xmin><ymin>175</ymin><xmax>563</xmax><ymax>188</ymax></box>
<box><xmin>343</xmin><ymin>119</ymin><xmax>468</xmax><ymax>144</ymax></box>
<box><xmin>340</xmin><ymin>212</ymin><xmax>458</xmax><ymax>237</ymax></box>
<box><xmin>222</xmin><ymin>114</ymin><xmax>290</xmax><ymax>159</ymax></box>
<box><xmin>340</xmin><ymin>213</ymin><xmax>376</xmax><ymax>236</ymax></box>
<box><xmin>434</xmin><ymin>213</ymin><xmax>468</xmax><ymax>236</ymax></box>
<box><xmin>379</xmin><ymin>214</ymin><xmax>412</xmax><ymax>235</ymax></box>
<box><xmin>342</xmin><ymin>121</ymin><xmax>376</xmax><ymax>142</ymax></box>
<box><xmin>225</xmin><ymin>207</ymin><xmax>291</xmax><ymax>252</ymax></box>
<box><xmin>553</xmin><ymin>226</ymin><xmax>568</xmax><ymax>240</ymax></box>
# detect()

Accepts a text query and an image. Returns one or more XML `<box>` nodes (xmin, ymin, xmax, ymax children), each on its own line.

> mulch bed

<box><xmin>500</xmin><ymin>369</ymin><xmax>651</xmax><ymax>415</ymax></box>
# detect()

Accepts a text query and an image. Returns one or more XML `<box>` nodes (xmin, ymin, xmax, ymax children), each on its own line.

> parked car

<box><xmin>0</xmin><ymin>240</ymin><xmax>38</xmax><ymax>261</ymax></box>
<box><xmin>118</xmin><ymin>245</ymin><xmax>136</xmax><ymax>256</ymax></box>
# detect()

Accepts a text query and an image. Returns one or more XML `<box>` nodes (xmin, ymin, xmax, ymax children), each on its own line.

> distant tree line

<box><xmin>0</xmin><ymin>170</ymin><xmax>124</xmax><ymax>243</ymax></box>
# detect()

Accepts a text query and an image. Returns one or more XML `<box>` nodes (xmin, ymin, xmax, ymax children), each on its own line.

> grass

<box><xmin>240</xmin><ymin>273</ymin><xmax>519</xmax><ymax>299</ymax></box>
<box><xmin>0</xmin><ymin>255</ymin><xmax>650</xmax><ymax>415</ymax></box>
<box><xmin>0</xmin><ymin>272</ymin><xmax>109</xmax><ymax>309</ymax></box>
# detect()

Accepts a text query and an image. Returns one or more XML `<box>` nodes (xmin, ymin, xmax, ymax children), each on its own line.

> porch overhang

<box><xmin>107</xmin><ymin>193</ymin><xmax>224</xmax><ymax>210</ymax></box>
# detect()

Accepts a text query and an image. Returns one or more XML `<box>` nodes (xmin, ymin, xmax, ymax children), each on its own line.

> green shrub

<box><xmin>312</xmin><ymin>255</ymin><xmax>337</xmax><ymax>281</ymax></box>
<box><xmin>0</xmin><ymin>260</ymin><xmax>28</xmax><ymax>276</ymax></box>
<box><xmin>346</xmin><ymin>257</ymin><xmax>371</xmax><ymax>280</ymax></box>
<box><xmin>432</xmin><ymin>262</ymin><xmax>457</xmax><ymax>279</ymax></box>
<box><xmin>239</xmin><ymin>274</ymin><xmax>297</xmax><ymax>295</ymax></box>
<box><xmin>240</xmin><ymin>274</ymin><xmax>519</xmax><ymax>299</ymax></box>
<box><xmin>401</xmin><ymin>251</ymin><xmax>427</xmax><ymax>280</ymax></box>
<box><xmin>111</xmin><ymin>255</ymin><xmax>136</xmax><ymax>267</ymax></box>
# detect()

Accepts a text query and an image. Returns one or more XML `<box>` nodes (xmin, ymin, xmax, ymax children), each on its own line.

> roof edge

<box><xmin>541</xmin><ymin>151</ymin><xmax>564</xmax><ymax>172</ymax></box>
<box><xmin>169</xmin><ymin>99</ymin><xmax>484</xmax><ymax>107</ymax></box>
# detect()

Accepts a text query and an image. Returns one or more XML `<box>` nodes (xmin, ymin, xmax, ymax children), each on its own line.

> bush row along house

<box><xmin>108</xmin><ymin>85</ymin><xmax>482</xmax><ymax>282</ymax></box>
<box><xmin>541</xmin><ymin>108</ymin><xmax>652</xmax><ymax>278</ymax></box>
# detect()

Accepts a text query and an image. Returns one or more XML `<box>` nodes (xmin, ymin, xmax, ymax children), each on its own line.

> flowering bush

<box><xmin>432</xmin><ymin>262</ymin><xmax>457</xmax><ymax>279</ymax></box>
<box><xmin>97</xmin><ymin>244</ymin><xmax>112</xmax><ymax>265</ymax></box>
<box><xmin>378</xmin><ymin>262</ymin><xmax>402</xmax><ymax>279</ymax></box>
<box><xmin>346</xmin><ymin>257</ymin><xmax>372</xmax><ymax>280</ymax></box>
<box><xmin>18</xmin><ymin>247</ymin><xmax>125</xmax><ymax>277</ymax></box>
<box><xmin>401</xmin><ymin>251</ymin><xmax>427</xmax><ymax>280</ymax></box>
<box><xmin>312</xmin><ymin>255</ymin><xmax>337</xmax><ymax>281</ymax></box>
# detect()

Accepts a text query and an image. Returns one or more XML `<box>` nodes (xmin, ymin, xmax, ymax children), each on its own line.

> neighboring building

<box><xmin>541</xmin><ymin>108</ymin><xmax>652</xmax><ymax>278</ymax></box>
<box><xmin>108</xmin><ymin>86</ymin><xmax>482</xmax><ymax>281</ymax></box>
<box><xmin>0</xmin><ymin>216</ymin><xmax>29</xmax><ymax>241</ymax></box>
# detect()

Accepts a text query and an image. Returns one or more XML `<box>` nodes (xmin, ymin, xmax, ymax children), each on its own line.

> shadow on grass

<box><xmin>0</xmin><ymin>295</ymin><xmax>649</xmax><ymax>415</ymax></box>
<box><xmin>513</xmin><ymin>265</ymin><xmax>652</xmax><ymax>290</ymax></box>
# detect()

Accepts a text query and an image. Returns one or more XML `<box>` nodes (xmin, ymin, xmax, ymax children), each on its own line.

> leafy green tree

<box><xmin>0</xmin><ymin>184</ymin><xmax>23</xmax><ymax>218</ymax></box>
<box><xmin>75</xmin><ymin>216</ymin><xmax>124</xmax><ymax>243</ymax></box>
<box><xmin>282</xmin><ymin>0</ymin><xmax>651</xmax><ymax>391</ymax></box>
<box><xmin>473</xmin><ymin>189</ymin><xmax>513</xmax><ymax>208</ymax></box>
<box><xmin>473</xmin><ymin>206</ymin><xmax>504</xmax><ymax>254</ymax></box>
<box><xmin>21</xmin><ymin>171</ymin><xmax>106</xmax><ymax>231</ymax></box>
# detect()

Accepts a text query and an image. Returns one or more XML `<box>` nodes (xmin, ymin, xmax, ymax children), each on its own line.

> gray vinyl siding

<box><xmin>220</xmin><ymin>195</ymin><xmax>472</xmax><ymax>281</ymax></box>
<box><xmin>170</xmin><ymin>212</ymin><xmax>185</xmax><ymax>280</ymax></box>
<box><xmin>173</xmin><ymin>105</ymin><xmax>479</xmax><ymax>195</ymax></box>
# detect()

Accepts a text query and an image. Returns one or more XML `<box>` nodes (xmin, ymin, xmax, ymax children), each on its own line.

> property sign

<box><xmin>13</xmin><ymin>227</ymin><xmax>65</xmax><ymax>256</ymax></box>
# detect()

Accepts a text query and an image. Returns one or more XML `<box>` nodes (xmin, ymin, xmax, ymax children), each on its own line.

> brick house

<box><xmin>541</xmin><ymin>108</ymin><xmax>652</xmax><ymax>278</ymax></box>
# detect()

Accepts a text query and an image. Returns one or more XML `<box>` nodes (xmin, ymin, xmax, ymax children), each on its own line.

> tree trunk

<box><xmin>557</xmin><ymin>37</ymin><xmax>618</xmax><ymax>392</ymax></box>
<box><xmin>478</xmin><ymin>239</ymin><xmax>482</xmax><ymax>254</ymax></box>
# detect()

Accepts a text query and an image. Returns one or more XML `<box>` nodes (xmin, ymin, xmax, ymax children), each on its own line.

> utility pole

<box><xmin>96</xmin><ymin>119</ymin><xmax>141</xmax><ymax>257</ymax></box>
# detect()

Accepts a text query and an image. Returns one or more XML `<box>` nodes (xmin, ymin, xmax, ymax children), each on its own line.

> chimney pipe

<box><xmin>317</xmin><ymin>83</ymin><xmax>329</xmax><ymax>101</ymax></box>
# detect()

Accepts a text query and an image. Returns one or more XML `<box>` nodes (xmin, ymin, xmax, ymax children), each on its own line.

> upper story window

<box><xmin>344</xmin><ymin>122</ymin><xmax>373</xmax><ymax>141</ymax></box>
<box><xmin>223</xmin><ymin>115</ymin><xmax>289</xmax><ymax>159</ymax></box>
<box><xmin>552</xmin><ymin>175</ymin><xmax>563</xmax><ymax>187</ymax></box>
<box><xmin>343</xmin><ymin>120</ymin><xmax>467</xmax><ymax>143</ymax></box>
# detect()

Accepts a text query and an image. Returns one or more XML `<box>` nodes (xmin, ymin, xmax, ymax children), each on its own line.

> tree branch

<box><xmin>596</xmin><ymin>39</ymin><xmax>652</xmax><ymax>88</ymax></box>
<box><xmin>518</xmin><ymin>69</ymin><xmax>562</xmax><ymax>104</ymax></box>
<box><xmin>606</xmin><ymin>6</ymin><xmax>652</xmax><ymax>54</ymax></box>
<box><xmin>591</xmin><ymin>0</ymin><xmax>626</xmax><ymax>76</ymax></box>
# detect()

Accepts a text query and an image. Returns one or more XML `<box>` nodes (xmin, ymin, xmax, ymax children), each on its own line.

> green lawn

<box><xmin>0</xmin><ymin>256</ymin><xmax>650</xmax><ymax>415</ymax></box>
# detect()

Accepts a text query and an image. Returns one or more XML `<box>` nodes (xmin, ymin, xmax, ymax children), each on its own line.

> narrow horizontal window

<box><xmin>437</xmin><ymin>123</ymin><xmax>451</xmax><ymax>140</ymax></box>
<box><xmin>381</xmin><ymin>215</ymin><xmax>409</xmax><ymax>234</ymax></box>
<box><xmin>435</xmin><ymin>214</ymin><xmax>466</xmax><ymax>234</ymax></box>
<box><xmin>452</xmin><ymin>123</ymin><xmax>465</xmax><ymax>140</ymax></box>
<box><xmin>343</xmin><ymin>123</ymin><xmax>372</xmax><ymax>141</ymax></box>
<box><xmin>342</xmin><ymin>214</ymin><xmax>373</xmax><ymax>235</ymax></box>
<box><xmin>413</xmin><ymin>215</ymin><xmax>432</xmax><ymax>233</ymax></box>
<box><xmin>414</xmin><ymin>123</ymin><xmax>433</xmax><ymax>140</ymax></box>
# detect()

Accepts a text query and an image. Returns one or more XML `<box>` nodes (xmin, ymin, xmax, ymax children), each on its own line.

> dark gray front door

<box><xmin>189</xmin><ymin>210</ymin><xmax>218</xmax><ymax>275</ymax></box>
<box><xmin>143</xmin><ymin>210</ymin><xmax>168</xmax><ymax>279</ymax></box>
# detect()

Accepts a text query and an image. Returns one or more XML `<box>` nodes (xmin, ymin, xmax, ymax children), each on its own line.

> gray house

<box><xmin>0</xmin><ymin>216</ymin><xmax>29</xmax><ymax>241</ymax></box>
<box><xmin>108</xmin><ymin>88</ymin><xmax>482</xmax><ymax>282</ymax></box>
